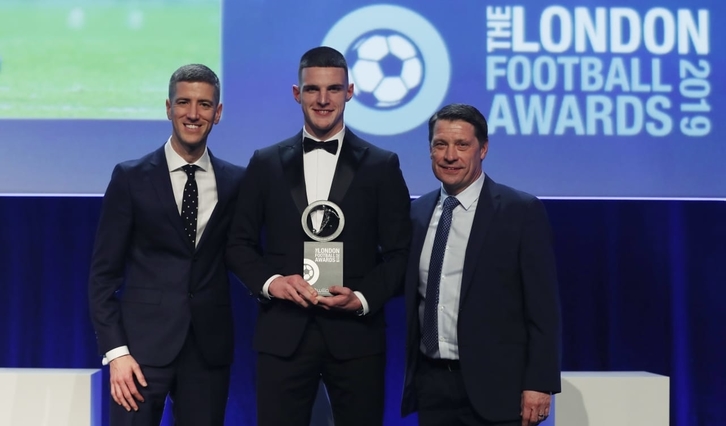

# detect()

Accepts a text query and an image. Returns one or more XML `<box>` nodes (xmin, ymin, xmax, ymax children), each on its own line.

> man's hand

<box><xmin>109</xmin><ymin>355</ymin><xmax>147</xmax><ymax>412</ymax></box>
<box><xmin>520</xmin><ymin>390</ymin><xmax>551</xmax><ymax>425</ymax></box>
<box><xmin>315</xmin><ymin>286</ymin><xmax>362</xmax><ymax>312</ymax></box>
<box><xmin>269</xmin><ymin>275</ymin><xmax>318</xmax><ymax>307</ymax></box>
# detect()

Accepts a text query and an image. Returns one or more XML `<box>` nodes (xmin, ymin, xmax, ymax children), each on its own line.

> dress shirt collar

<box><xmin>439</xmin><ymin>172</ymin><xmax>485</xmax><ymax>211</ymax></box>
<box><xmin>164</xmin><ymin>138</ymin><xmax>212</xmax><ymax>172</ymax></box>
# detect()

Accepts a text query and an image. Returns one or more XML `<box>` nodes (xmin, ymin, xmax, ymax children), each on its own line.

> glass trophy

<box><xmin>301</xmin><ymin>200</ymin><xmax>345</xmax><ymax>297</ymax></box>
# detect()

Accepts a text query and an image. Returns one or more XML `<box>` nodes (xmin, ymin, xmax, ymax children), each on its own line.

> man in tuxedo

<box><xmin>226</xmin><ymin>46</ymin><xmax>411</xmax><ymax>426</ymax></box>
<box><xmin>88</xmin><ymin>64</ymin><xmax>245</xmax><ymax>426</ymax></box>
<box><xmin>401</xmin><ymin>104</ymin><xmax>561</xmax><ymax>426</ymax></box>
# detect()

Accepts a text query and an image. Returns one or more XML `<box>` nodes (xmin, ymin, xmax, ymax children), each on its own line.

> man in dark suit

<box><xmin>226</xmin><ymin>46</ymin><xmax>411</xmax><ymax>426</ymax></box>
<box><xmin>401</xmin><ymin>104</ymin><xmax>561</xmax><ymax>426</ymax></box>
<box><xmin>88</xmin><ymin>64</ymin><xmax>245</xmax><ymax>426</ymax></box>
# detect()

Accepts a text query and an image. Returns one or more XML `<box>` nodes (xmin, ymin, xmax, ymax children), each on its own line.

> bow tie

<box><xmin>303</xmin><ymin>137</ymin><xmax>339</xmax><ymax>155</ymax></box>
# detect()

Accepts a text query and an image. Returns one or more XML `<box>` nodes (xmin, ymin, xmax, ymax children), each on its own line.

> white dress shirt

<box><xmin>261</xmin><ymin>127</ymin><xmax>370</xmax><ymax>315</ymax></box>
<box><xmin>418</xmin><ymin>173</ymin><xmax>485</xmax><ymax>359</ymax></box>
<box><xmin>165</xmin><ymin>139</ymin><xmax>218</xmax><ymax>243</ymax></box>
<box><xmin>103</xmin><ymin>139</ymin><xmax>218</xmax><ymax>365</ymax></box>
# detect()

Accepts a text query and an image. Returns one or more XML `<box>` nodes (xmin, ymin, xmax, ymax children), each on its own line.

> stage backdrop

<box><xmin>0</xmin><ymin>0</ymin><xmax>724</xmax><ymax>198</ymax></box>
<box><xmin>1</xmin><ymin>0</ymin><xmax>724</xmax><ymax>425</ymax></box>
<box><xmin>1</xmin><ymin>197</ymin><xmax>725</xmax><ymax>426</ymax></box>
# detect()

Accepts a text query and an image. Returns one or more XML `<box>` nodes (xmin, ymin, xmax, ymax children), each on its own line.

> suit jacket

<box><xmin>88</xmin><ymin>145</ymin><xmax>245</xmax><ymax>367</ymax></box>
<box><xmin>401</xmin><ymin>176</ymin><xmax>561</xmax><ymax>421</ymax></box>
<box><xmin>226</xmin><ymin>130</ymin><xmax>411</xmax><ymax>359</ymax></box>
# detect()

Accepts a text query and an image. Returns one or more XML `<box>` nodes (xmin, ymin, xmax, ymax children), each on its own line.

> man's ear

<box><xmin>480</xmin><ymin>140</ymin><xmax>489</xmax><ymax>160</ymax></box>
<box><xmin>293</xmin><ymin>85</ymin><xmax>301</xmax><ymax>104</ymax></box>
<box><xmin>213</xmin><ymin>103</ymin><xmax>223</xmax><ymax>124</ymax></box>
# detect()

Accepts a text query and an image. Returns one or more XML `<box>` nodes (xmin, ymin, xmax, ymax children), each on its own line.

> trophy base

<box><xmin>303</xmin><ymin>242</ymin><xmax>343</xmax><ymax>293</ymax></box>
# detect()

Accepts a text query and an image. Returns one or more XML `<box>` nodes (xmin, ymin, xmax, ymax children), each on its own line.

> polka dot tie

<box><xmin>422</xmin><ymin>196</ymin><xmax>459</xmax><ymax>356</ymax></box>
<box><xmin>181</xmin><ymin>164</ymin><xmax>200</xmax><ymax>246</ymax></box>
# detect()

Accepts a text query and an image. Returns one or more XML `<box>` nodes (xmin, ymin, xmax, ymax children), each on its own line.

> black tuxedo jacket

<box><xmin>226</xmin><ymin>130</ymin><xmax>411</xmax><ymax>359</ymax></box>
<box><xmin>401</xmin><ymin>176</ymin><xmax>561</xmax><ymax>421</ymax></box>
<box><xmin>89</xmin><ymin>146</ymin><xmax>245</xmax><ymax>367</ymax></box>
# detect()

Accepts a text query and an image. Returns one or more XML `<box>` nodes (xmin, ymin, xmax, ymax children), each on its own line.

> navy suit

<box><xmin>89</xmin><ymin>145</ymin><xmax>244</xmax><ymax>425</ymax></box>
<box><xmin>401</xmin><ymin>176</ymin><xmax>561</xmax><ymax>423</ymax></box>
<box><xmin>227</xmin><ymin>130</ymin><xmax>411</xmax><ymax>425</ymax></box>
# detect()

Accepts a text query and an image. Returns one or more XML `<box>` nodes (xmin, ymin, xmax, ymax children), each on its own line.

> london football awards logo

<box><xmin>323</xmin><ymin>4</ymin><xmax>451</xmax><ymax>136</ymax></box>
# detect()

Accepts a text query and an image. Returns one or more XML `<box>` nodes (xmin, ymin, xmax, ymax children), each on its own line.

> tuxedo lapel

<box><xmin>279</xmin><ymin>132</ymin><xmax>308</xmax><ymax>216</ymax></box>
<box><xmin>460</xmin><ymin>177</ymin><xmax>498</xmax><ymax>303</ymax></box>
<box><xmin>328</xmin><ymin>131</ymin><xmax>366</xmax><ymax>205</ymax></box>
<box><xmin>148</xmin><ymin>147</ymin><xmax>193</xmax><ymax>250</ymax></box>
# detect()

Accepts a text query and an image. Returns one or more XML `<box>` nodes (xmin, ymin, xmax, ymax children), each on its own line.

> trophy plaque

<box><xmin>301</xmin><ymin>200</ymin><xmax>345</xmax><ymax>297</ymax></box>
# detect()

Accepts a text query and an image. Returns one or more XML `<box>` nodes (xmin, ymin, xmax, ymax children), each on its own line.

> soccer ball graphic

<box><xmin>302</xmin><ymin>258</ymin><xmax>320</xmax><ymax>285</ymax></box>
<box><xmin>347</xmin><ymin>31</ymin><xmax>424</xmax><ymax>108</ymax></box>
<box><xmin>303</xmin><ymin>263</ymin><xmax>315</xmax><ymax>282</ymax></box>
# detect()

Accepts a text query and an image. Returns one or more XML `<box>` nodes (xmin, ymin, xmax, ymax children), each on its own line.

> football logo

<box><xmin>303</xmin><ymin>258</ymin><xmax>320</xmax><ymax>285</ymax></box>
<box><xmin>323</xmin><ymin>5</ymin><xmax>451</xmax><ymax>136</ymax></box>
<box><xmin>349</xmin><ymin>32</ymin><xmax>423</xmax><ymax>108</ymax></box>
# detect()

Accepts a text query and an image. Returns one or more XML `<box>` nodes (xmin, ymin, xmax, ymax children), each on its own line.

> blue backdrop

<box><xmin>2</xmin><ymin>0</ymin><xmax>724</xmax><ymax>198</ymax></box>
<box><xmin>1</xmin><ymin>196</ymin><xmax>724</xmax><ymax>425</ymax></box>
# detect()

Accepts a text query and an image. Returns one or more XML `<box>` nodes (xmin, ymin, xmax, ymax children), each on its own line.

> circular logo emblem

<box><xmin>323</xmin><ymin>5</ymin><xmax>451</xmax><ymax>136</ymax></box>
<box><xmin>301</xmin><ymin>200</ymin><xmax>346</xmax><ymax>242</ymax></box>
<box><xmin>303</xmin><ymin>258</ymin><xmax>320</xmax><ymax>285</ymax></box>
<box><xmin>347</xmin><ymin>31</ymin><xmax>424</xmax><ymax>109</ymax></box>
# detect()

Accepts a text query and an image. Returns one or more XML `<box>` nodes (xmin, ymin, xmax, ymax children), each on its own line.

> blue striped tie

<box><xmin>422</xmin><ymin>196</ymin><xmax>460</xmax><ymax>356</ymax></box>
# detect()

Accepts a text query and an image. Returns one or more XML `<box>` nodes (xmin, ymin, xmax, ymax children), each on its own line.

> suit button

<box><xmin>188</xmin><ymin>292</ymin><xmax>194</xmax><ymax>298</ymax></box>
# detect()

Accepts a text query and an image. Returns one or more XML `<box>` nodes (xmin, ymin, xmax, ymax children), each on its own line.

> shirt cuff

<box><xmin>353</xmin><ymin>291</ymin><xmax>369</xmax><ymax>316</ymax></box>
<box><xmin>102</xmin><ymin>345</ymin><xmax>130</xmax><ymax>366</ymax></box>
<box><xmin>262</xmin><ymin>274</ymin><xmax>282</xmax><ymax>299</ymax></box>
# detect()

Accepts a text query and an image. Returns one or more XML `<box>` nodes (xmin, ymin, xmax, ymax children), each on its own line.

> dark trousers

<box><xmin>109</xmin><ymin>328</ymin><xmax>230</xmax><ymax>426</ymax></box>
<box><xmin>257</xmin><ymin>321</ymin><xmax>385</xmax><ymax>426</ymax></box>
<box><xmin>415</xmin><ymin>355</ymin><xmax>519</xmax><ymax>426</ymax></box>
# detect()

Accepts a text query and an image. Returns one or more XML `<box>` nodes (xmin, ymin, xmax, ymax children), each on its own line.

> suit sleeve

<box><xmin>520</xmin><ymin>197</ymin><xmax>562</xmax><ymax>393</ymax></box>
<box><xmin>88</xmin><ymin>164</ymin><xmax>133</xmax><ymax>356</ymax></box>
<box><xmin>226</xmin><ymin>150</ymin><xmax>276</xmax><ymax>296</ymax></box>
<box><xmin>358</xmin><ymin>152</ymin><xmax>412</xmax><ymax>314</ymax></box>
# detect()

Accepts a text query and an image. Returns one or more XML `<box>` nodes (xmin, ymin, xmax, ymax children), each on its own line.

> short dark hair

<box><xmin>168</xmin><ymin>64</ymin><xmax>220</xmax><ymax>104</ymax></box>
<box><xmin>428</xmin><ymin>103</ymin><xmax>489</xmax><ymax>146</ymax></box>
<box><xmin>298</xmin><ymin>46</ymin><xmax>348</xmax><ymax>83</ymax></box>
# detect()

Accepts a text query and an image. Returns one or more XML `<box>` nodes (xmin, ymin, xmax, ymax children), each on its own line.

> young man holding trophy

<box><xmin>226</xmin><ymin>46</ymin><xmax>412</xmax><ymax>426</ymax></box>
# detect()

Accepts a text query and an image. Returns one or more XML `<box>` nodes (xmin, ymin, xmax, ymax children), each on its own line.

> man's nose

<box><xmin>187</xmin><ymin>103</ymin><xmax>199</xmax><ymax>119</ymax></box>
<box><xmin>444</xmin><ymin>145</ymin><xmax>458</xmax><ymax>161</ymax></box>
<box><xmin>317</xmin><ymin>90</ymin><xmax>328</xmax><ymax>105</ymax></box>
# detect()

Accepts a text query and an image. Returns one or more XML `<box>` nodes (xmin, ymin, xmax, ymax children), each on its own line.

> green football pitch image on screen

<box><xmin>0</xmin><ymin>0</ymin><xmax>221</xmax><ymax>119</ymax></box>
